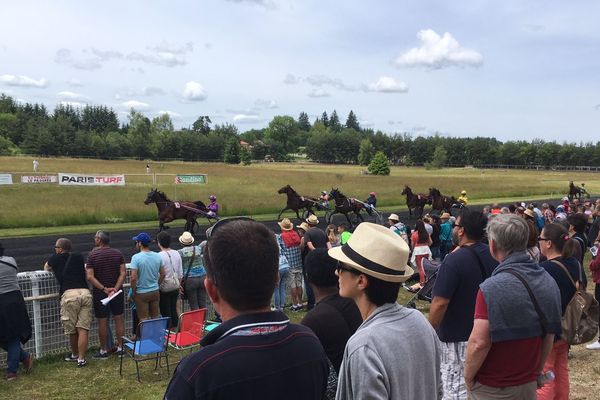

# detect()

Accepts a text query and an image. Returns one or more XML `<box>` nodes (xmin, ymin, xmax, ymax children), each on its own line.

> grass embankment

<box><xmin>1</xmin><ymin>156</ymin><xmax>598</xmax><ymax>232</ymax></box>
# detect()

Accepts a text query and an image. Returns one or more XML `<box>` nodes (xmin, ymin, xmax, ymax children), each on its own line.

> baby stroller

<box><xmin>404</xmin><ymin>258</ymin><xmax>441</xmax><ymax>309</ymax></box>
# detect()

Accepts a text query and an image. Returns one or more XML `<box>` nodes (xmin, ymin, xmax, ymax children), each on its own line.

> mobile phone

<box><xmin>591</xmin><ymin>246</ymin><xmax>598</xmax><ymax>257</ymax></box>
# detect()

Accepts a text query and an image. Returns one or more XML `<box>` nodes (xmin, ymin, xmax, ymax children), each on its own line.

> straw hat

<box><xmin>306</xmin><ymin>214</ymin><xmax>319</xmax><ymax>226</ymax></box>
<box><xmin>278</xmin><ymin>218</ymin><xmax>294</xmax><ymax>231</ymax></box>
<box><xmin>179</xmin><ymin>231</ymin><xmax>194</xmax><ymax>246</ymax></box>
<box><xmin>388</xmin><ymin>213</ymin><xmax>400</xmax><ymax>222</ymax></box>
<box><xmin>523</xmin><ymin>209</ymin><xmax>535</xmax><ymax>219</ymax></box>
<box><xmin>440</xmin><ymin>212</ymin><xmax>451</xmax><ymax>220</ymax></box>
<box><xmin>296</xmin><ymin>222</ymin><xmax>310</xmax><ymax>231</ymax></box>
<box><xmin>328</xmin><ymin>222</ymin><xmax>413</xmax><ymax>283</ymax></box>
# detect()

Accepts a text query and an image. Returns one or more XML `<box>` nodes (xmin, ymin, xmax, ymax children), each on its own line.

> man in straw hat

<box><xmin>439</xmin><ymin>212</ymin><xmax>453</xmax><ymax>260</ymax></box>
<box><xmin>329</xmin><ymin>222</ymin><xmax>442</xmax><ymax>400</ymax></box>
<box><xmin>388</xmin><ymin>213</ymin><xmax>409</xmax><ymax>243</ymax></box>
<box><xmin>277</xmin><ymin>218</ymin><xmax>304</xmax><ymax>311</ymax></box>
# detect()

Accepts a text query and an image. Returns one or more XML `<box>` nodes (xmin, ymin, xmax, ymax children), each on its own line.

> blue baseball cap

<box><xmin>132</xmin><ymin>232</ymin><xmax>152</xmax><ymax>245</ymax></box>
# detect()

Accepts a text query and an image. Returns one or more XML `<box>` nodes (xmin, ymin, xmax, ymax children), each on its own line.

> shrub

<box><xmin>368</xmin><ymin>151</ymin><xmax>390</xmax><ymax>175</ymax></box>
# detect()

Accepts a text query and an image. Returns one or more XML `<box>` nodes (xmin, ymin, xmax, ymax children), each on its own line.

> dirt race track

<box><xmin>3</xmin><ymin>199</ymin><xmax>558</xmax><ymax>272</ymax></box>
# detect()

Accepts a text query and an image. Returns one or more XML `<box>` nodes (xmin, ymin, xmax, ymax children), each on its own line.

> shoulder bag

<box><xmin>160</xmin><ymin>250</ymin><xmax>180</xmax><ymax>293</ymax></box>
<box><xmin>180</xmin><ymin>247</ymin><xmax>196</xmax><ymax>300</ymax></box>
<box><xmin>551</xmin><ymin>260</ymin><xmax>599</xmax><ymax>345</ymax></box>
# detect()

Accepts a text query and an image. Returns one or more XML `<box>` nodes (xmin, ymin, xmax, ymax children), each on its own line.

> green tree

<box><xmin>126</xmin><ymin>110</ymin><xmax>152</xmax><ymax>158</ymax></box>
<box><xmin>329</xmin><ymin>110</ymin><xmax>342</xmax><ymax>133</ymax></box>
<box><xmin>427</xmin><ymin>145</ymin><xmax>447</xmax><ymax>169</ymax></box>
<box><xmin>320</xmin><ymin>111</ymin><xmax>329</xmax><ymax>128</ymax></box>
<box><xmin>240</xmin><ymin>146</ymin><xmax>252</xmax><ymax>165</ymax></box>
<box><xmin>345</xmin><ymin>110</ymin><xmax>360</xmax><ymax>131</ymax></box>
<box><xmin>223</xmin><ymin>137</ymin><xmax>241</xmax><ymax>164</ymax></box>
<box><xmin>80</xmin><ymin>105</ymin><xmax>118</xmax><ymax>134</ymax></box>
<box><xmin>264</xmin><ymin>115</ymin><xmax>299</xmax><ymax>155</ymax></box>
<box><xmin>358</xmin><ymin>139</ymin><xmax>374</xmax><ymax>165</ymax></box>
<box><xmin>192</xmin><ymin>115</ymin><xmax>211</xmax><ymax>134</ymax></box>
<box><xmin>0</xmin><ymin>135</ymin><xmax>15</xmax><ymax>155</ymax></box>
<box><xmin>298</xmin><ymin>112</ymin><xmax>311</xmax><ymax>132</ymax></box>
<box><xmin>368</xmin><ymin>151</ymin><xmax>391</xmax><ymax>175</ymax></box>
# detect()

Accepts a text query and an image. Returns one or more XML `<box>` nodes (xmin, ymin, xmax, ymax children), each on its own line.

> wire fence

<box><xmin>0</xmin><ymin>268</ymin><xmax>217</xmax><ymax>367</ymax></box>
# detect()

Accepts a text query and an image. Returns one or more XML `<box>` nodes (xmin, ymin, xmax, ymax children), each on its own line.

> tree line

<box><xmin>1</xmin><ymin>93</ymin><xmax>599</xmax><ymax>167</ymax></box>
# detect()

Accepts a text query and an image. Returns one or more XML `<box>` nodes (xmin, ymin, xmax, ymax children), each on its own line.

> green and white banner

<box><xmin>175</xmin><ymin>174</ymin><xmax>207</xmax><ymax>184</ymax></box>
<box><xmin>0</xmin><ymin>173</ymin><xmax>13</xmax><ymax>185</ymax></box>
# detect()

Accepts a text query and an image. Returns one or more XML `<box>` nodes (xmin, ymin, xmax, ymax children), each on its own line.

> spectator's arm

<box><xmin>300</xmin><ymin>237</ymin><xmax>306</xmax><ymax>251</ymax></box>
<box><xmin>307</xmin><ymin>241</ymin><xmax>316</xmax><ymax>251</ymax></box>
<box><xmin>464</xmin><ymin>318</ymin><xmax>492</xmax><ymax>391</ymax></box>
<box><xmin>130</xmin><ymin>270</ymin><xmax>138</xmax><ymax>295</ymax></box>
<box><xmin>428</xmin><ymin>296</ymin><xmax>450</xmax><ymax>329</ymax></box>
<box><xmin>590</xmin><ymin>254</ymin><xmax>600</xmax><ymax>272</ymax></box>
<box><xmin>113</xmin><ymin>263</ymin><xmax>126</xmax><ymax>293</ymax></box>
<box><xmin>43</xmin><ymin>261</ymin><xmax>51</xmax><ymax>272</ymax></box>
<box><xmin>158</xmin><ymin>266</ymin><xmax>165</xmax><ymax>285</ymax></box>
<box><xmin>538</xmin><ymin>333</ymin><xmax>555</xmax><ymax>375</ymax></box>
<box><xmin>86</xmin><ymin>267</ymin><xmax>110</xmax><ymax>295</ymax></box>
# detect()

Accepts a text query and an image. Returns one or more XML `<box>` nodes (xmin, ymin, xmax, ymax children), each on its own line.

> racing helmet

<box><xmin>370</xmin><ymin>192</ymin><xmax>376</xmax><ymax>196</ymax></box>
<box><xmin>209</xmin><ymin>195</ymin><xmax>216</xmax><ymax>201</ymax></box>
<box><xmin>321</xmin><ymin>191</ymin><xmax>327</xmax><ymax>195</ymax></box>
<box><xmin>461</xmin><ymin>190</ymin><xmax>467</xmax><ymax>195</ymax></box>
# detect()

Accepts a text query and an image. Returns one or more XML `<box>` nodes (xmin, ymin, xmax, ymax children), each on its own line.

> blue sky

<box><xmin>1</xmin><ymin>0</ymin><xmax>599</xmax><ymax>141</ymax></box>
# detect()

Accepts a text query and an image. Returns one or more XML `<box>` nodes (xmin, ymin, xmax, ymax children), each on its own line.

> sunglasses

<box><xmin>538</xmin><ymin>237</ymin><xmax>551</xmax><ymax>242</ymax></box>
<box><xmin>336</xmin><ymin>262</ymin><xmax>360</xmax><ymax>275</ymax></box>
<box><xmin>452</xmin><ymin>223</ymin><xmax>462</xmax><ymax>229</ymax></box>
<box><xmin>205</xmin><ymin>216</ymin><xmax>255</xmax><ymax>239</ymax></box>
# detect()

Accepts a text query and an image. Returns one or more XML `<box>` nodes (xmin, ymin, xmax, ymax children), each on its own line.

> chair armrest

<box><xmin>122</xmin><ymin>336</ymin><xmax>134</xmax><ymax>344</ymax></box>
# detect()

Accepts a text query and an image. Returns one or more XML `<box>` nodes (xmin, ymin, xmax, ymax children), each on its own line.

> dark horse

<box><xmin>429</xmin><ymin>187</ymin><xmax>455</xmax><ymax>214</ymax></box>
<box><xmin>401</xmin><ymin>185</ymin><xmax>429</xmax><ymax>219</ymax></box>
<box><xmin>144</xmin><ymin>188</ymin><xmax>212</xmax><ymax>233</ymax></box>
<box><xmin>277</xmin><ymin>185</ymin><xmax>319</xmax><ymax>220</ymax></box>
<box><xmin>328</xmin><ymin>188</ymin><xmax>364</xmax><ymax>227</ymax></box>
<box><xmin>568</xmin><ymin>181</ymin><xmax>590</xmax><ymax>201</ymax></box>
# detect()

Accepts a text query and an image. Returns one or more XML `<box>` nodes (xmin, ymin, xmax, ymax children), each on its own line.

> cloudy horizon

<box><xmin>1</xmin><ymin>0</ymin><xmax>599</xmax><ymax>142</ymax></box>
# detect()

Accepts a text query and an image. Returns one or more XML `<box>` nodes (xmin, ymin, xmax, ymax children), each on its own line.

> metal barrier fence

<box><xmin>0</xmin><ymin>269</ymin><xmax>216</xmax><ymax>367</ymax></box>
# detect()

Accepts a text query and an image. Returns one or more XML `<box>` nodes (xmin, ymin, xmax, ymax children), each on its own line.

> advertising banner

<box><xmin>175</xmin><ymin>174</ymin><xmax>207</xmax><ymax>184</ymax></box>
<box><xmin>0</xmin><ymin>173</ymin><xmax>12</xmax><ymax>185</ymax></box>
<box><xmin>58</xmin><ymin>173</ymin><xmax>125</xmax><ymax>186</ymax></box>
<box><xmin>21</xmin><ymin>175</ymin><xmax>58</xmax><ymax>184</ymax></box>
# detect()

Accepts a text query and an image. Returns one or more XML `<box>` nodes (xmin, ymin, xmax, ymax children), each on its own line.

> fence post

<box><xmin>30</xmin><ymin>272</ymin><xmax>43</xmax><ymax>359</ymax></box>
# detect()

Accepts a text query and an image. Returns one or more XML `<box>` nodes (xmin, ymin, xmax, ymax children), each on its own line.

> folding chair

<box><xmin>168</xmin><ymin>308</ymin><xmax>207</xmax><ymax>352</ymax></box>
<box><xmin>119</xmin><ymin>316</ymin><xmax>170</xmax><ymax>382</ymax></box>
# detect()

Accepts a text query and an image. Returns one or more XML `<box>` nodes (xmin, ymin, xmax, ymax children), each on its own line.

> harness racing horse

<box><xmin>277</xmin><ymin>185</ymin><xmax>319</xmax><ymax>220</ymax></box>
<box><xmin>144</xmin><ymin>188</ymin><xmax>213</xmax><ymax>233</ymax></box>
<box><xmin>429</xmin><ymin>187</ymin><xmax>455</xmax><ymax>214</ymax></box>
<box><xmin>401</xmin><ymin>185</ymin><xmax>429</xmax><ymax>219</ymax></box>
<box><xmin>568</xmin><ymin>181</ymin><xmax>590</xmax><ymax>201</ymax></box>
<box><xmin>328</xmin><ymin>188</ymin><xmax>365</xmax><ymax>227</ymax></box>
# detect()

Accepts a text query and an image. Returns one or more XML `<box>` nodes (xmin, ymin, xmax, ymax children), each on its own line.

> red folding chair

<box><xmin>168</xmin><ymin>308</ymin><xmax>207</xmax><ymax>351</ymax></box>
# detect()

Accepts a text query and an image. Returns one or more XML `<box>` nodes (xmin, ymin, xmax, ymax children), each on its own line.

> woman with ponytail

<box><xmin>536</xmin><ymin>223</ymin><xmax>581</xmax><ymax>400</ymax></box>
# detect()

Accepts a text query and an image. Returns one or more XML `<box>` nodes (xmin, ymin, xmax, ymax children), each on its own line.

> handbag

<box><xmin>160</xmin><ymin>251</ymin><xmax>180</xmax><ymax>293</ymax></box>
<box><xmin>551</xmin><ymin>260</ymin><xmax>600</xmax><ymax>345</ymax></box>
<box><xmin>180</xmin><ymin>247</ymin><xmax>196</xmax><ymax>300</ymax></box>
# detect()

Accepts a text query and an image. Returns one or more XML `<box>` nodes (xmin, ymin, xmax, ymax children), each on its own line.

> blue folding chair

<box><xmin>119</xmin><ymin>316</ymin><xmax>170</xmax><ymax>382</ymax></box>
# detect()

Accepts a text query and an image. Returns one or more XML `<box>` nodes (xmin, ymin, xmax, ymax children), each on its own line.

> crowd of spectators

<box><xmin>2</xmin><ymin>195</ymin><xmax>600</xmax><ymax>400</ymax></box>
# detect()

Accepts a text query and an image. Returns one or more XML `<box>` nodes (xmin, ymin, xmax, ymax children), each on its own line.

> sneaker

<box><xmin>64</xmin><ymin>354</ymin><xmax>78</xmax><ymax>362</ymax></box>
<box><xmin>23</xmin><ymin>354</ymin><xmax>33</xmax><ymax>374</ymax></box>
<box><xmin>77</xmin><ymin>360</ymin><xmax>87</xmax><ymax>368</ymax></box>
<box><xmin>92</xmin><ymin>351</ymin><xmax>109</xmax><ymax>360</ymax></box>
<box><xmin>586</xmin><ymin>340</ymin><xmax>600</xmax><ymax>350</ymax></box>
<box><xmin>6</xmin><ymin>373</ymin><xmax>17</xmax><ymax>381</ymax></box>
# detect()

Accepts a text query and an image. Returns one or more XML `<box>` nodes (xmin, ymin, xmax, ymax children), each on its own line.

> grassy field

<box><xmin>1</xmin><ymin>156</ymin><xmax>599</xmax><ymax>230</ymax></box>
<box><xmin>1</xmin><ymin>281</ymin><xmax>599</xmax><ymax>399</ymax></box>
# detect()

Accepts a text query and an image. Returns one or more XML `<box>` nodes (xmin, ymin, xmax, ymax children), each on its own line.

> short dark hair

<box><xmin>204</xmin><ymin>220</ymin><xmax>278</xmax><ymax>311</ymax></box>
<box><xmin>305</xmin><ymin>249</ymin><xmax>338</xmax><ymax>287</ymax></box>
<box><xmin>156</xmin><ymin>231</ymin><xmax>172</xmax><ymax>248</ymax></box>
<box><xmin>459</xmin><ymin>210</ymin><xmax>487</xmax><ymax>241</ymax></box>
<box><xmin>364</xmin><ymin>275</ymin><xmax>401</xmax><ymax>306</ymax></box>
<box><xmin>567</xmin><ymin>213</ymin><xmax>587</xmax><ymax>234</ymax></box>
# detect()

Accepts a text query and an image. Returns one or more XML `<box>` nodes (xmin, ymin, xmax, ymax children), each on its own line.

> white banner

<box><xmin>58</xmin><ymin>173</ymin><xmax>125</xmax><ymax>186</ymax></box>
<box><xmin>21</xmin><ymin>175</ymin><xmax>58</xmax><ymax>184</ymax></box>
<box><xmin>0</xmin><ymin>173</ymin><xmax>13</xmax><ymax>185</ymax></box>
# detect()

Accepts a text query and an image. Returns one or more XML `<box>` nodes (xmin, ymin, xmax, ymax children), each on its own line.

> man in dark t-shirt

<box><xmin>44</xmin><ymin>238</ymin><xmax>92</xmax><ymax>367</ymax></box>
<box><xmin>300</xmin><ymin>215</ymin><xmax>330</xmax><ymax>311</ymax></box>
<box><xmin>85</xmin><ymin>230</ymin><xmax>126</xmax><ymax>359</ymax></box>
<box><xmin>429</xmin><ymin>211</ymin><xmax>498</xmax><ymax>398</ymax></box>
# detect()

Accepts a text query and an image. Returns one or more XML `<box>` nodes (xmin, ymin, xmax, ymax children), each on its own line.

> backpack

<box><xmin>552</xmin><ymin>260</ymin><xmax>600</xmax><ymax>345</ymax></box>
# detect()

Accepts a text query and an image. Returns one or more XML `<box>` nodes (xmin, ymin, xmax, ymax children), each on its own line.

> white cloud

<box><xmin>57</xmin><ymin>91</ymin><xmax>89</xmax><ymax>100</ymax></box>
<box><xmin>594</xmin><ymin>104</ymin><xmax>600</xmax><ymax>111</ymax></box>
<box><xmin>367</xmin><ymin>76</ymin><xmax>408</xmax><ymax>93</ymax></box>
<box><xmin>0</xmin><ymin>74</ymin><xmax>48</xmax><ymax>88</ymax></box>
<box><xmin>307</xmin><ymin>88</ymin><xmax>330</xmax><ymax>98</ymax></box>
<box><xmin>60</xmin><ymin>101</ymin><xmax>85</xmax><ymax>108</ymax></box>
<box><xmin>143</xmin><ymin>87</ymin><xmax>166</xmax><ymax>96</ymax></box>
<box><xmin>55</xmin><ymin>49</ymin><xmax>102</xmax><ymax>70</ymax></box>
<box><xmin>152</xmin><ymin>41</ymin><xmax>193</xmax><ymax>54</ymax></box>
<box><xmin>121</xmin><ymin>100</ymin><xmax>150</xmax><ymax>110</ymax></box>
<box><xmin>158</xmin><ymin>110</ymin><xmax>182</xmax><ymax>119</ymax></box>
<box><xmin>254</xmin><ymin>99</ymin><xmax>278</xmax><ymax>109</ymax></box>
<box><xmin>283</xmin><ymin>73</ymin><xmax>300</xmax><ymax>84</ymax></box>
<box><xmin>394</xmin><ymin>29</ymin><xmax>483</xmax><ymax>69</ymax></box>
<box><xmin>233</xmin><ymin>114</ymin><xmax>262</xmax><ymax>123</ymax></box>
<box><xmin>225</xmin><ymin>0</ymin><xmax>275</xmax><ymax>9</ymax></box>
<box><xmin>182</xmin><ymin>81</ymin><xmax>207</xmax><ymax>101</ymax></box>
<box><xmin>306</xmin><ymin>74</ymin><xmax>357</xmax><ymax>91</ymax></box>
<box><xmin>359</xmin><ymin>120</ymin><xmax>374</xmax><ymax>127</ymax></box>
<box><xmin>67</xmin><ymin>78</ymin><xmax>83</xmax><ymax>87</ymax></box>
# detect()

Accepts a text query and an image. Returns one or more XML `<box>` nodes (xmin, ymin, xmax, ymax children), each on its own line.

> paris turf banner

<box><xmin>58</xmin><ymin>173</ymin><xmax>125</xmax><ymax>186</ymax></box>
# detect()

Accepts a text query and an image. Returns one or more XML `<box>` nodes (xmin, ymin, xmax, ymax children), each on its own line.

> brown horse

<box><xmin>401</xmin><ymin>185</ymin><xmax>429</xmax><ymax>219</ymax></box>
<box><xmin>277</xmin><ymin>185</ymin><xmax>319</xmax><ymax>220</ymax></box>
<box><xmin>429</xmin><ymin>187</ymin><xmax>455</xmax><ymax>214</ymax></box>
<box><xmin>328</xmin><ymin>188</ymin><xmax>365</xmax><ymax>227</ymax></box>
<box><xmin>144</xmin><ymin>188</ymin><xmax>212</xmax><ymax>233</ymax></box>
<box><xmin>568</xmin><ymin>181</ymin><xmax>590</xmax><ymax>201</ymax></box>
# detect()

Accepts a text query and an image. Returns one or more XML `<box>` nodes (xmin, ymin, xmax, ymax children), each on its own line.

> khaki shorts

<box><xmin>289</xmin><ymin>270</ymin><xmax>304</xmax><ymax>289</ymax></box>
<box><xmin>60</xmin><ymin>288</ymin><xmax>93</xmax><ymax>335</ymax></box>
